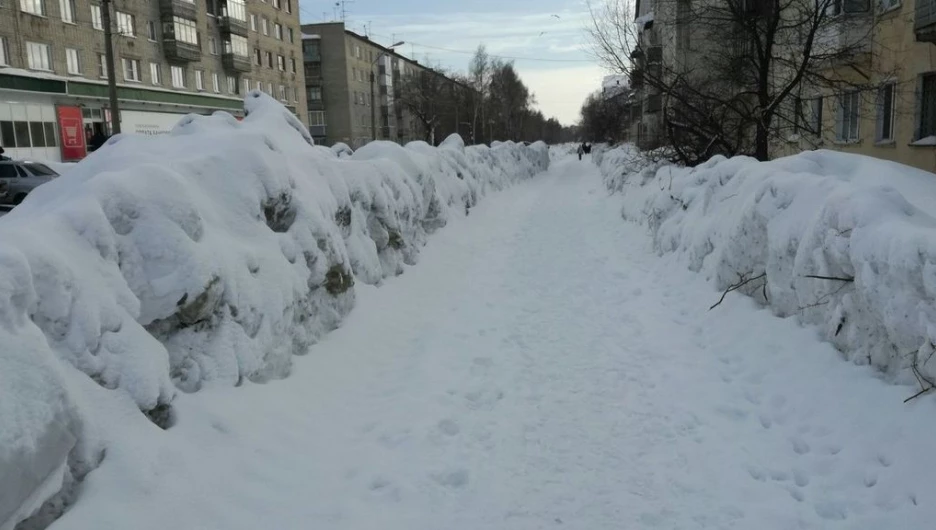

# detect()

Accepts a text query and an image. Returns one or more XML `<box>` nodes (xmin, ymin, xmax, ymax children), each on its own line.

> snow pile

<box><xmin>597</xmin><ymin>146</ymin><xmax>936</xmax><ymax>383</ymax></box>
<box><xmin>0</xmin><ymin>92</ymin><xmax>548</xmax><ymax>529</ymax></box>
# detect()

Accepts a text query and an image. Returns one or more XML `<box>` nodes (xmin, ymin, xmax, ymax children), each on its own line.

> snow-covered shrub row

<box><xmin>596</xmin><ymin>145</ymin><xmax>936</xmax><ymax>383</ymax></box>
<box><xmin>0</xmin><ymin>92</ymin><xmax>548</xmax><ymax>529</ymax></box>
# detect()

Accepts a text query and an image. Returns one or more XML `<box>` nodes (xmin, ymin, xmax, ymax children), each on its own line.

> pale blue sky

<box><xmin>298</xmin><ymin>0</ymin><xmax>605</xmax><ymax>125</ymax></box>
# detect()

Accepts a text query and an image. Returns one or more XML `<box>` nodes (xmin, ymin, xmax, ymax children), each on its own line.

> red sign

<box><xmin>56</xmin><ymin>106</ymin><xmax>87</xmax><ymax>161</ymax></box>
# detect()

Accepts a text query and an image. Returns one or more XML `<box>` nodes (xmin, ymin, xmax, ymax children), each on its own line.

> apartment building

<box><xmin>630</xmin><ymin>0</ymin><xmax>935</xmax><ymax>171</ymax></box>
<box><xmin>0</xmin><ymin>0</ymin><xmax>305</xmax><ymax>162</ymax></box>
<box><xmin>300</xmin><ymin>22</ymin><xmax>430</xmax><ymax>148</ymax></box>
<box><xmin>776</xmin><ymin>0</ymin><xmax>936</xmax><ymax>172</ymax></box>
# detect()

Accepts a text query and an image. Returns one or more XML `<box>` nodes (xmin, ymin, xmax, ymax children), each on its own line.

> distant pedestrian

<box><xmin>583</xmin><ymin>142</ymin><xmax>592</xmax><ymax>155</ymax></box>
<box><xmin>88</xmin><ymin>131</ymin><xmax>108</xmax><ymax>153</ymax></box>
<box><xmin>577</xmin><ymin>143</ymin><xmax>584</xmax><ymax>161</ymax></box>
<box><xmin>0</xmin><ymin>146</ymin><xmax>10</xmax><ymax>161</ymax></box>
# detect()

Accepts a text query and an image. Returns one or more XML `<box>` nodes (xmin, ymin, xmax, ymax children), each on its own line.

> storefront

<box><xmin>0</xmin><ymin>71</ymin><xmax>249</xmax><ymax>163</ymax></box>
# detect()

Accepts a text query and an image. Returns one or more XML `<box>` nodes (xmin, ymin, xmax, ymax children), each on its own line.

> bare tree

<box><xmin>396</xmin><ymin>67</ymin><xmax>452</xmax><ymax>145</ymax></box>
<box><xmin>588</xmin><ymin>0</ymin><xmax>889</xmax><ymax>164</ymax></box>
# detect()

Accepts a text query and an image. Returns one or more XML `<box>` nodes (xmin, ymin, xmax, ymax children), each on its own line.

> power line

<box><xmin>362</xmin><ymin>30</ymin><xmax>594</xmax><ymax>63</ymax></box>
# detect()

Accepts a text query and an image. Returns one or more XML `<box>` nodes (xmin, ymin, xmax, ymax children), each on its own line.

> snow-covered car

<box><xmin>0</xmin><ymin>160</ymin><xmax>59</xmax><ymax>205</ymax></box>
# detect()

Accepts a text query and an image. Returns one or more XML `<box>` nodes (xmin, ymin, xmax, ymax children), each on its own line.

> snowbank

<box><xmin>0</xmin><ymin>93</ymin><xmax>548</xmax><ymax>528</ymax></box>
<box><xmin>596</xmin><ymin>146</ymin><xmax>936</xmax><ymax>384</ymax></box>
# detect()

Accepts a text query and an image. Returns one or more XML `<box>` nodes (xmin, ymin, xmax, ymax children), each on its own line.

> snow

<box><xmin>40</xmin><ymin>157</ymin><xmax>936</xmax><ymax>529</ymax></box>
<box><xmin>910</xmin><ymin>135</ymin><xmax>936</xmax><ymax>147</ymax></box>
<box><xmin>596</xmin><ymin>145</ymin><xmax>936</xmax><ymax>385</ymax></box>
<box><xmin>635</xmin><ymin>11</ymin><xmax>654</xmax><ymax>28</ymax></box>
<box><xmin>0</xmin><ymin>92</ymin><xmax>548</xmax><ymax>528</ymax></box>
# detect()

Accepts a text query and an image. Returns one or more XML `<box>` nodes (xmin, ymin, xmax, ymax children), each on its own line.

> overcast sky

<box><xmin>298</xmin><ymin>0</ymin><xmax>606</xmax><ymax>125</ymax></box>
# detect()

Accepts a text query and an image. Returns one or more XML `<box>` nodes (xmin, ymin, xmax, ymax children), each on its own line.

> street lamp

<box><xmin>371</xmin><ymin>40</ymin><xmax>405</xmax><ymax>142</ymax></box>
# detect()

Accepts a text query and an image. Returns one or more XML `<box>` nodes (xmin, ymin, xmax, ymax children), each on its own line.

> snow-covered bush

<box><xmin>0</xmin><ymin>92</ymin><xmax>548</xmax><ymax>529</ymax></box>
<box><xmin>598</xmin><ymin>145</ymin><xmax>936</xmax><ymax>384</ymax></box>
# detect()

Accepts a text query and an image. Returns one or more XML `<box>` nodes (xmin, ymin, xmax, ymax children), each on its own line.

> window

<box><xmin>266</xmin><ymin>51</ymin><xmax>273</xmax><ymax>68</ymax></box>
<box><xmin>285</xmin><ymin>0</ymin><xmax>291</xmax><ymax>13</ymax></box>
<box><xmin>226</xmin><ymin>0</ymin><xmax>246</xmax><ymax>21</ymax></box>
<box><xmin>354</xmin><ymin>44</ymin><xmax>361</xmax><ymax>59</ymax></box>
<box><xmin>212</xmin><ymin>72</ymin><xmax>220</xmax><ymax>93</ymax></box>
<box><xmin>291</xmin><ymin>58</ymin><xmax>297</xmax><ymax>73</ymax></box>
<box><xmin>117</xmin><ymin>11</ymin><xmax>135</xmax><ymax>37</ymax></box>
<box><xmin>59</xmin><ymin>0</ymin><xmax>75</xmax><ymax>23</ymax></box>
<box><xmin>148</xmin><ymin>21</ymin><xmax>158</xmax><ymax>40</ymax></box>
<box><xmin>880</xmin><ymin>0</ymin><xmax>899</xmax><ymax>9</ymax></box>
<box><xmin>803</xmin><ymin>97</ymin><xmax>823</xmax><ymax>136</ymax></box>
<box><xmin>274</xmin><ymin>23</ymin><xmax>282</xmax><ymax>40</ymax></box>
<box><xmin>278</xmin><ymin>84</ymin><xmax>286</xmax><ymax>101</ymax></box>
<box><xmin>122</xmin><ymin>58</ymin><xmax>141</xmax><ymax>81</ymax></box>
<box><xmin>171</xmin><ymin>65</ymin><xmax>186</xmax><ymax>88</ymax></box>
<box><xmin>227</xmin><ymin>75</ymin><xmax>237</xmax><ymax>94</ymax></box>
<box><xmin>277</xmin><ymin>54</ymin><xmax>285</xmax><ymax>71</ymax></box>
<box><xmin>836</xmin><ymin>91</ymin><xmax>860</xmax><ymax>142</ymax></box>
<box><xmin>226</xmin><ymin>35</ymin><xmax>249</xmax><ymax>57</ymax></box>
<box><xmin>209</xmin><ymin>37</ymin><xmax>218</xmax><ymax>55</ymax></box>
<box><xmin>242</xmin><ymin>77</ymin><xmax>250</xmax><ymax>95</ymax></box>
<box><xmin>173</xmin><ymin>16</ymin><xmax>198</xmax><ymax>45</ymax></box>
<box><xmin>266</xmin><ymin>83</ymin><xmax>273</xmax><ymax>96</ymax></box>
<box><xmin>256</xmin><ymin>80</ymin><xmax>263</xmax><ymax>92</ymax></box>
<box><xmin>272</xmin><ymin>0</ymin><xmax>280</xmax><ymax>8</ymax></box>
<box><xmin>0</xmin><ymin>38</ymin><xmax>9</xmax><ymax>66</ymax></box>
<box><xmin>98</xmin><ymin>54</ymin><xmax>107</xmax><ymax>78</ymax></box>
<box><xmin>26</xmin><ymin>42</ymin><xmax>52</xmax><ymax>71</ymax></box>
<box><xmin>261</xmin><ymin>17</ymin><xmax>268</xmax><ymax>36</ymax></box>
<box><xmin>150</xmin><ymin>62</ymin><xmax>162</xmax><ymax>85</ymax></box>
<box><xmin>195</xmin><ymin>70</ymin><xmax>204</xmax><ymax>90</ymax></box>
<box><xmin>827</xmin><ymin>0</ymin><xmax>870</xmax><ymax>15</ymax></box>
<box><xmin>249</xmin><ymin>14</ymin><xmax>257</xmax><ymax>31</ymax></box>
<box><xmin>66</xmin><ymin>48</ymin><xmax>81</xmax><ymax>75</ymax></box>
<box><xmin>307</xmin><ymin>86</ymin><xmax>322</xmax><ymax>102</ymax></box>
<box><xmin>919</xmin><ymin>73</ymin><xmax>936</xmax><ymax>140</ymax></box>
<box><xmin>288</xmin><ymin>28</ymin><xmax>294</xmax><ymax>43</ymax></box>
<box><xmin>91</xmin><ymin>5</ymin><xmax>103</xmax><ymax>30</ymax></box>
<box><xmin>303</xmin><ymin>40</ymin><xmax>320</xmax><ymax>61</ymax></box>
<box><xmin>254</xmin><ymin>48</ymin><xmax>262</xmax><ymax>65</ymax></box>
<box><xmin>876</xmin><ymin>83</ymin><xmax>895</xmax><ymax>142</ymax></box>
<box><xmin>19</xmin><ymin>0</ymin><xmax>44</xmax><ymax>16</ymax></box>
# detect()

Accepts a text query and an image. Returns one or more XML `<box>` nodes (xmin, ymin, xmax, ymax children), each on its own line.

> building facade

<box><xmin>775</xmin><ymin>0</ymin><xmax>936</xmax><ymax>173</ymax></box>
<box><xmin>300</xmin><ymin>22</ymin><xmax>430</xmax><ymax>148</ymax></box>
<box><xmin>0</xmin><ymin>0</ymin><xmax>305</xmax><ymax>162</ymax></box>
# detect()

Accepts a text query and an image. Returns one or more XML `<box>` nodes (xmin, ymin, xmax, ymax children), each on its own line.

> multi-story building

<box><xmin>0</xmin><ymin>0</ymin><xmax>305</xmax><ymax>162</ymax></box>
<box><xmin>775</xmin><ymin>0</ymin><xmax>936</xmax><ymax>173</ymax></box>
<box><xmin>630</xmin><ymin>0</ymin><xmax>935</xmax><ymax>171</ymax></box>
<box><xmin>300</xmin><ymin>22</ymin><xmax>431</xmax><ymax>148</ymax></box>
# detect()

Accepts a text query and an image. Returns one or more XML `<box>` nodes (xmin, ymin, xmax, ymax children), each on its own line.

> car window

<box><xmin>22</xmin><ymin>163</ymin><xmax>57</xmax><ymax>177</ymax></box>
<box><xmin>15</xmin><ymin>166</ymin><xmax>28</xmax><ymax>178</ymax></box>
<box><xmin>0</xmin><ymin>164</ymin><xmax>17</xmax><ymax>179</ymax></box>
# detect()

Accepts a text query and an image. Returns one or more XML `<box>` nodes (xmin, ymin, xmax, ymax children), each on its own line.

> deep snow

<box><xmin>0</xmin><ymin>93</ymin><xmax>548</xmax><ymax>529</ymax></box>
<box><xmin>596</xmin><ymin>145</ymin><xmax>936</xmax><ymax>385</ymax></box>
<box><xmin>46</xmin><ymin>158</ymin><xmax>936</xmax><ymax>529</ymax></box>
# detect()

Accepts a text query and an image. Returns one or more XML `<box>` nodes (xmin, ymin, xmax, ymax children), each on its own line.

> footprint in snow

<box><xmin>437</xmin><ymin>419</ymin><xmax>460</xmax><ymax>437</ymax></box>
<box><xmin>791</xmin><ymin>437</ymin><xmax>811</xmax><ymax>455</ymax></box>
<box><xmin>433</xmin><ymin>469</ymin><xmax>469</xmax><ymax>489</ymax></box>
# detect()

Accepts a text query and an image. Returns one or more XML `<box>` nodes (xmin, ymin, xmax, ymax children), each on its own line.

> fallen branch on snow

<box><xmin>802</xmin><ymin>274</ymin><xmax>855</xmax><ymax>282</ymax></box>
<box><xmin>709</xmin><ymin>272</ymin><xmax>767</xmax><ymax>311</ymax></box>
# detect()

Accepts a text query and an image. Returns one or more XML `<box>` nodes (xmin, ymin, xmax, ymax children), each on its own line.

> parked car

<box><xmin>0</xmin><ymin>160</ymin><xmax>59</xmax><ymax>205</ymax></box>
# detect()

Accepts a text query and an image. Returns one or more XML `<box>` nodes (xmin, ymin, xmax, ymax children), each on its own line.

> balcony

<box><xmin>219</xmin><ymin>15</ymin><xmax>249</xmax><ymax>38</ymax></box>
<box><xmin>164</xmin><ymin>39</ymin><xmax>201</xmax><ymax>62</ymax></box>
<box><xmin>646</xmin><ymin>45</ymin><xmax>663</xmax><ymax>64</ymax></box>
<box><xmin>815</xmin><ymin>14</ymin><xmax>872</xmax><ymax>65</ymax></box>
<box><xmin>222</xmin><ymin>53</ymin><xmax>251</xmax><ymax>72</ymax></box>
<box><xmin>630</xmin><ymin>67</ymin><xmax>644</xmax><ymax>90</ymax></box>
<box><xmin>918</xmin><ymin>0</ymin><xmax>936</xmax><ymax>43</ymax></box>
<box><xmin>159</xmin><ymin>0</ymin><xmax>198</xmax><ymax>22</ymax></box>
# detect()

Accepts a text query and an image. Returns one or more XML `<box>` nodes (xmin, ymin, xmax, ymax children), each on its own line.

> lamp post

<box><xmin>371</xmin><ymin>40</ymin><xmax>405</xmax><ymax>142</ymax></box>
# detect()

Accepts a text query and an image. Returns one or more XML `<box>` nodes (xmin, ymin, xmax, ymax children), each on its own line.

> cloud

<box><xmin>518</xmin><ymin>64</ymin><xmax>605</xmax><ymax>125</ymax></box>
<box><xmin>321</xmin><ymin>3</ymin><xmax>603</xmax><ymax>124</ymax></box>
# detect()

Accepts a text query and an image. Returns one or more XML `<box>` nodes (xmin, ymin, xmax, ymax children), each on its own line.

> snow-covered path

<box><xmin>59</xmin><ymin>158</ymin><xmax>936</xmax><ymax>529</ymax></box>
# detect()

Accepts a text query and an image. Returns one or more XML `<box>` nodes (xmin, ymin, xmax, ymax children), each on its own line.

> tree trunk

<box><xmin>754</xmin><ymin>122</ymin><xmax>770</xmax><ymax>162</ymax></box>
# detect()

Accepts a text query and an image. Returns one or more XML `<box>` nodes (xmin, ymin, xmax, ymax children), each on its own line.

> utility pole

<box><xmin>370</xmin><ymin>68</ymin><xmax>377</xmax><ymax>141</ymax></box>
<box><xmin>101</xmin><ymin>0</ymin><xmax>121</xmax><ymax>134</ymax></box>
